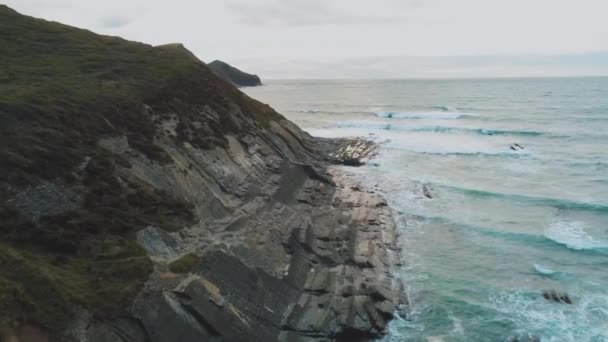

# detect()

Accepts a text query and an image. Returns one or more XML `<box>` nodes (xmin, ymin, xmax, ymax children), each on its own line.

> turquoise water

<box><xmin>244</xmin><ymin>78</ymin><xmax>608</xmax><ymax>342</ymax></box>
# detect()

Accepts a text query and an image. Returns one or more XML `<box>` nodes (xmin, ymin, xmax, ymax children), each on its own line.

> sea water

<box><xmin>244</xmin><ymin>78</ymin><xmax>608</xmax><ymax>342</ymax></box>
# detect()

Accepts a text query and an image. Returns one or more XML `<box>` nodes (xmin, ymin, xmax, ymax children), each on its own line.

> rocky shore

<box><xmin>1</xmin><ymin>6</ymin><xmax>405</xmax><ymax>341</ymax></box>
<box><xmin>85</xmin><ymin>136</ymin><xmax>406</xmax><ymax>342</ymax></box>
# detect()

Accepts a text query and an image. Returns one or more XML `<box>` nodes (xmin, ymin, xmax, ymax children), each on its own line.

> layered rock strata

<box><xmin>1</xmin><ymin>5</ymin><xmax>405</xmax><ymax>341</ymax></box>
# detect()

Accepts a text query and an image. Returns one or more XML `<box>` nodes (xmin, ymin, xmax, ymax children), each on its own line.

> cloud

<box><xmin>5</xmin><ymin>0</ymin><xmax>608</xmax><ymax>78</ymax></box>
<box><xmin>226</xmin><ymin>0</ymin><xmax>404</xmax><ymax>27</ymax></box>
<box><xmin>98</xmin><ymin>15</ymin><xmax>131</xmax><ymax>29</ymax></box>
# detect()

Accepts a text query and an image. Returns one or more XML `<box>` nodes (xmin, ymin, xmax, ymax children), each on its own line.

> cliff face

<box><xmin>208</xmin><ymin>60</ymin><xmax>262</xmax><ymax>87</ymax></box>
<box><xmin>0</xmin><ymin>6</ymin><xmax>404</xmax><ymax>342</ymax></box>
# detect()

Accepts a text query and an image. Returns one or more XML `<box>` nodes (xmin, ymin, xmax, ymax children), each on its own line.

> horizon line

<box><xmin>259</xmin><ymin>75</ymin><xmax>608</xmax><ymax>82</ymax></box>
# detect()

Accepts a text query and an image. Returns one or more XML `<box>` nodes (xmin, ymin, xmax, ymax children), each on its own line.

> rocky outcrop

<box><xmin>87</xmin><ymin>122</ymin><xmax>405</xmax><ymax>341</ymax></box>
<box><xmin>1</xmin><ymin>5</ymin><xmax>405</xmax><ymax>342</ymax></box>
<box><xmin>127</xmin><ymin>161</ymin><xmax>405</xmax><ymax>342</ymax></box>
<box><xmin>208</xmin><ymin>60</ymin><xmax>262</xmax><ymax>87</ymax></box>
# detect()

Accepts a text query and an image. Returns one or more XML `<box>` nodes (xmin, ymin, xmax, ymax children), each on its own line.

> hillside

<box><xmin>0</xmin><ymin>5</ymin><xmax>404</xmax><ymax>342</ymax></box>
<box><xmin>208</xmin><ymin>60</ymin><xmax>262</xmax><ymax>87</ymax></box>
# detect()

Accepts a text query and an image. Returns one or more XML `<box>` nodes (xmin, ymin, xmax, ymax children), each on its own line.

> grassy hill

<box><xmin>0</xmin><ymin>5</ymin><xmax>279</xmax><ymax>339</ymax></box>
<box><xmin>1</xmin><ymin>5</ymin><xmax>278</xmax><ymax>186</ymax></box>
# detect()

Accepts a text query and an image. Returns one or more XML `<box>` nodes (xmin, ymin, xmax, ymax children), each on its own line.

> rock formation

<box><xmin>0</xmin><ymin>5</ymin><xmax>404</xmax><ymax>342</ymax></box>
<box><xmin>208</xmin><ymin>60</ymin><xmax>262</xmax><ymax>87</ymax></box>
<box><xmin>542</xmin><ymin>290</ymin><xmax>572</xmax><ymax>304</ymax></box>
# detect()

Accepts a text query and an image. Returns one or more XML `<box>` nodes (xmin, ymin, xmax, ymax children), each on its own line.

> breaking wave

<box><xmin>423</xmin><ymin>215</ymin><xmax>608</xmax><ymax>254</ymax></box>
<box><xmin>418</xmin><ymin>151</ymin><xmax>530</xmax><ymax>158</ymax></box>
<box><xmin>544</xmin><ymin>220</ymin><xmax>608</xmax><ymax>251</ymax></box>
<box><xmin>335</xmin><ymin>121</ymin><xmax>546</xmax><ymax>137</ymax></box>
<box><xmin>374</xmin><ymin>111</ymin><xmax>479</xmax><ymax>120</ymax></box>
<box><xmin>532</xmin><ymin>264</ymin><xmax>557</xmax><ymax>276</ymax></box>
<box><xmin>442</xmin><ymin>185</ymin><xmax>608</xmax><ymax>214</ymax></box>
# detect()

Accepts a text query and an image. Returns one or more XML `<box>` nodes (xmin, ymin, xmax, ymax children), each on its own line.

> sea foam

<box><xmin>374</xmin><ymin>111</ymin><xmax>478</xmax><ymax>120</ymax></box>
<box><xmin>544</xmin><ymin>220</ymin><xmax>608</xmax><ymax>251</ymax></box>
<box><xmin>336</xmin><ymin>121</ymin><xmax>545</xmax><ymax>137</ymax></box>
<box><xmin>533</xmin><ymin>263</ymin><xmax>557</xmax><ymax>276</ymax></box>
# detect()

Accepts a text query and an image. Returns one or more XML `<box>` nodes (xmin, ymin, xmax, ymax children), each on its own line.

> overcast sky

<box><xmin>5</xmin><ymin>0</ymin><xmax>608</xmax><ymax>78</ymax></box>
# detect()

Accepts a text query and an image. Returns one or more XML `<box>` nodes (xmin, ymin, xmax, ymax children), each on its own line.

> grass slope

<box><xmin>0</xmin><ymin>5</ymin><xmax>282</xmax><ymax>338</ymax></box>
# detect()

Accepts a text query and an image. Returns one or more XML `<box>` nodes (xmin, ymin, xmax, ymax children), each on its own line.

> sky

<box><xmin>5</xmin><ymin>0</ymin><xmax>608</xmax><ymax>78</ymax></box>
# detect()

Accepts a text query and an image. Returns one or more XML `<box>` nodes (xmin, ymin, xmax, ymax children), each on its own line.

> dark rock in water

<box><xmin>341</xmin><ymin>158</ymin><xmax>365</xmax><ymax>166</ymax></box>
<box><xmin>422</xmin><ymin>184</ymin><xmax>433</xmax><ymax>199</ymax></box>
<box><xmin>0</xmin><ymin>5</ymin><xmax>404</xmax><ymax>342</ymax></box>
<box><xmin>542</xmin><ymin>290</ymin><xmax>573</xmax><ymax>304</ymax></box>
<box><xmin>507</xmin><ymin>334</ymin><xmax>541</xmax><ymax>342</ymax></box>
<box><xmin>208</xmin><ymin>59</ymin><xmax>262</xmax><ymax>87</ymax></box>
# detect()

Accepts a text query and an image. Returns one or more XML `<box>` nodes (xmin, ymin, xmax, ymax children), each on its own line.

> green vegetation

<box><xmin>0</xmin><ymin>5</ymin><xmax>282</xmax><ymax>185</ymax></box>
<box><xmin>0</xmin><ymin>152</ymin><xmax>195</xmax><ymax>338</ymax></box>
<box><xmin>0</xmin><ymin>242</ymin><xmax>151</xmax><ymax>333</ymax></box>
<box><xmin>0</xmin><ymin>6</ymin><xmax>272</xmax><ymax>338</ymax></box>
<box><xmin>1</xmin><ymin>5</ymin><xmax>192</xmax><ymax>184</ymax></box>
<box><xmin>168</xmin><ymin>253</ymin><xmax>200</xmax><ymax>273</ymax></box>
<box><xmin>0</xmin><ymin>5</ymin><xmax>284</xmax><ymax>336</ymax></box>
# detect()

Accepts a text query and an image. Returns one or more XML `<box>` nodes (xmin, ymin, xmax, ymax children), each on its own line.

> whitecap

<box><xmin>533</xmin><ymin>263</ymin><xmax>556</xmax><ymax>276</ymax></box>
<box><xmin>336</xmin><ymin>121</ymin><xmax>545</xmax><ymax>137</ymax></box>
<box><xmin>544</xmin><ymin>220</ymin><xmax>608</xmax><ymax>251</ymax></box>
<box><xmin>449</xmin><ymin>314</ymin><xmax>465</xmax><ymax>335</ymax></box>
<box><xmin>374</xmin><ymin>111</ymin><xmax>478</xmax><ymax>120</ymax></box>
<box><xmin>489</xmin><ymin>290</ymin><xmax>608</xmax><ymax>341</ymax></box>
<box><xmin>336</xmin><ymin>121</ymin><xmax>395</xmax><ymax>130</ymax></box>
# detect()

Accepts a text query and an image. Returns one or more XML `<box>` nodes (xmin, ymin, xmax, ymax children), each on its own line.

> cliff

<box><xmin>0</xmin><ymin>5</ymin><xmax>404</xmax><ymax>342</ymax></box>
<box><xmin>208</xmin><ymin>60</ymin><xmax>262</xmax><ymax>87</ymax></box>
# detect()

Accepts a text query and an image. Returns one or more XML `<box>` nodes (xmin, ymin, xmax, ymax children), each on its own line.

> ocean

<box><xmin>243</xmin><ymin>77</ymin><xmax>608</xmax><ymax>342</ymax></box>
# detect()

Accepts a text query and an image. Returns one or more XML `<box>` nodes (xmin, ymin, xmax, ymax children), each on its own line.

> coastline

<box><xmin>55</xmin><ymin>136</ymin><xmax>406</xmax><ymax>342</ymax></box>
<box><xmin>124</xmin><ymin>137</ymin><xmax>406</xmax><ymax>342</ymax></box>
<box><xmin>242</xmin><ymin>78</ymin><xmax>608</xmax><ymax>341</ymax></box>
<box><xmin>5</xmin><ymin>4</ymin><xmax>608</xmax><ymax>341</ymax></box>
<box><xmin>1</xmin><ymin>7</ymin><xmax>406</xmax><ymax>340</ymax></box>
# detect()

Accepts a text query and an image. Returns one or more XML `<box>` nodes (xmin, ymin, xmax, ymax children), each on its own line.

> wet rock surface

<box><xmin>541</xmin><ymin>290</ymin><xmax>573</xmax><ymax>304</ymax></box>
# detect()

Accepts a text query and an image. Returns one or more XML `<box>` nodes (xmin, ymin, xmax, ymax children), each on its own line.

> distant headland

<box><xmin>208</xmin><ymin>60</ymin><xmax>262</xmax><ymax>87</ymax></box>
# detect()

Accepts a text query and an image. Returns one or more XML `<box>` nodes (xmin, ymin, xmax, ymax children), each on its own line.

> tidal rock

<box><xmin>542</xmin><ymin>290</ymin><xmax>573</xmax><ymax>304</ymax></box>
